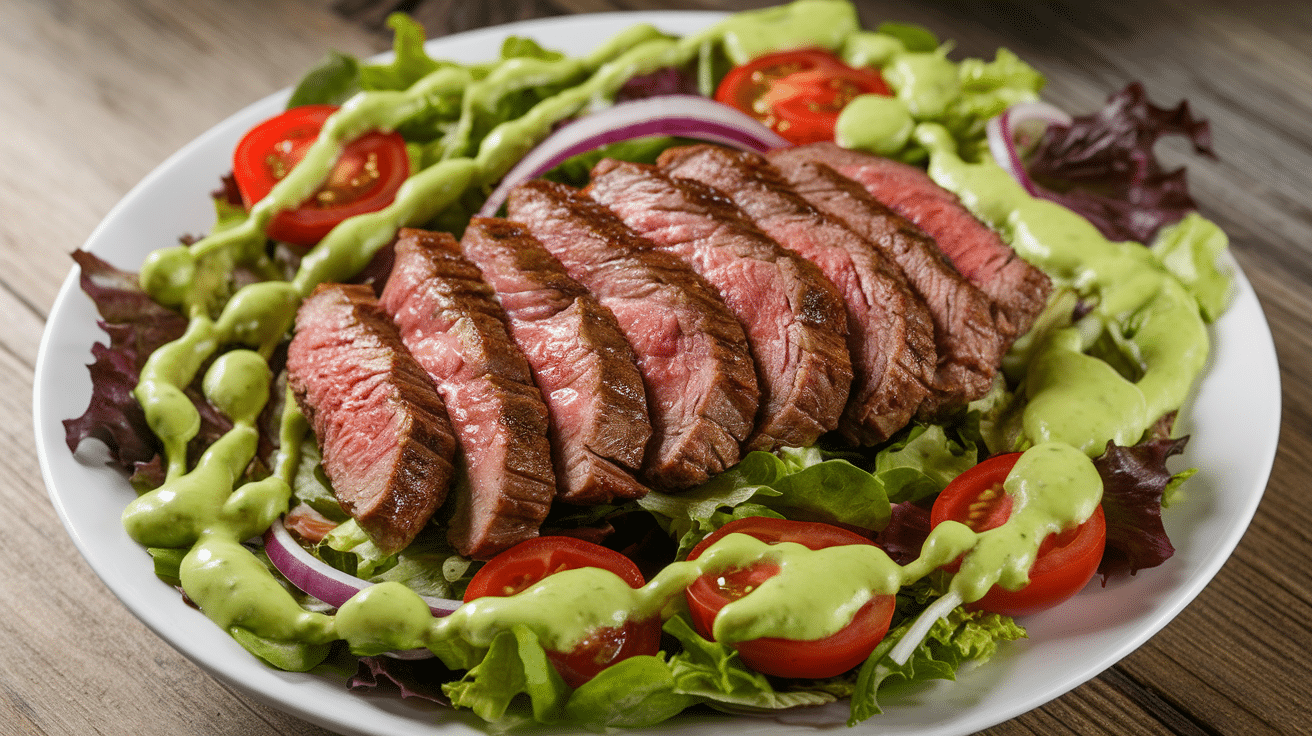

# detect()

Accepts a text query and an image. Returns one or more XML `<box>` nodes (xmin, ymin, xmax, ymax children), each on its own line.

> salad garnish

<box><xmin>63</xmin><ymin>0</ymin><xmax>1230</xmax><ymax>729</ymax></box>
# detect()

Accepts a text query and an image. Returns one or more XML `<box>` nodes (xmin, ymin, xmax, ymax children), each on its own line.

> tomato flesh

<box><xmin>463</xmin><ymin>536</ymin><xmax>659</xmax><ymax>687</ymax></box>
<box><xmin>931</xmin><ymin>453</ymin><xmax>1108</xmax><ymax>617</ymax></box>
<box><xmin>714</xmin><ymin>48</ymin><xmax>892</xmax><ymax>145</ymax></box>
<box><xmin>684</xmin><ymin>517</ymin><xmax>895</xmax><ymax>679</ymax></box>
<box><xmin>232</xmin><ymin>104</ymin><xmax>409</xmax><ymax>247</ymax></box>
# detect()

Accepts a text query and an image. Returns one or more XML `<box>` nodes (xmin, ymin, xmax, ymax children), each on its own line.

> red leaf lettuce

<box><xmin>1093</xmin><ymin>436</ymin><xmax>1189</xmax><ymax>580</ymax></box>
<box><xmin>1026</xmin><ymin>81</ymin><xmax>1214</xmax><ymax>244</ymax></box>
<box><xmin>62</xmin><ymin>250</ymin><xmax>232</xmax><ymax>483</ymax></box>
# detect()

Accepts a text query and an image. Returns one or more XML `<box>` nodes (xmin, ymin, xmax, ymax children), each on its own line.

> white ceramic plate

<box><xmin>33</xmin><ymin>11</ymin><xmax>1281</xmax><ymax>736</ymax></box>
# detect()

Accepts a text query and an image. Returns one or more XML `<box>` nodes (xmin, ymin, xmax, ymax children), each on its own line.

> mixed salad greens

<box><xmin>63</xmin><ymin>0</ymin><xmax>1232</xmax><ymax>730</ymax></box>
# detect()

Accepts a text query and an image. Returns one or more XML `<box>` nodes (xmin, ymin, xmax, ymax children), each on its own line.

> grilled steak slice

<box><xmin>506</xmin><ymin>180</ymin><xmax>759</xmax><ymax>490</ymax></box>
<box><xmin>379</xmin><ymin>228</ymin><xmax>555</xmax><ymax>560</ymax></box>
<box><xmin>768</xmin><ymin>142</ymin><xmax>1051</xmax><ymax>339</ymax></box>
<box><xmin>586</xmin><ymin>159</ymin><xmax>852</xmax><ymax>451</ymax></box>
<box><xmin>658</xmin><ymin>144</ymin><xmax>936</xmax><ymax>444</ymax></box>
<box><xmin>460</xmin><ymin>217</ymin><xmax>651</xmax><ymax>504</ymax></box>
<box><xmin>767</xmin><ymin>155</ymin><xmax>1004</xmax><ymax>414</ymax></box>
<box><xmin>287</xmin><ymin>283</ymin><xmax>456</xmax><ymax>556</ymax></box>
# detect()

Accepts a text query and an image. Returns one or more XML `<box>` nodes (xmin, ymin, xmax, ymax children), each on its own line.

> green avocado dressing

<box><xmin>883</xmin><ymin>50</ymin><xmax>959</xmax><ymax>120</ymax></box>
<box><xmin>707</xmin><ymin>0</ymin><xmax>859</xmax><ymax>66</ymax></box>
<box><xmin>117</xmin><ymin>0</ymin><xmax>1189</xmax><ymax>686</ymax></box>
<box><xmin>334</xmin><ymin>441</ymin><xmax>1096</xmax><ymax>664</ymax></box>
<box><xmin>331</xmin><ymin>526</ymin><xmax>925</xmax><ymax>658</ymax></box>
<box><xmin>913</xmin><ymin>122</ymin><xmax>1210</xmax><ymax>454</ymax></box>
<box><xmin>952</xmin><ymin>443</ymin><xmax>1101</xmax><ymax>600</ymax></box>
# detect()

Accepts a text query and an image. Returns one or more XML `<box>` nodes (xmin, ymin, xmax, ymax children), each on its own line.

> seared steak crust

<box><xmin>460</xmin><ymin>217</ymin><xmax>651</xmax><ymax>504</ymax></box>
<box><xmin>658</xmin><ymin>144</ymin><xmax>936</xmax><ymax>444</ymax></box>
<box><xmin>287</xmin><ymin>283</ymin><xmax>456</xmax><ymax>556</ymax></box>
<box><xmin>768</xmin><ymin>155</ymin><xmax>1004</xmax><ymax>415</ymax></box>
<box><xmin>770</xmin><ymin>142</ymin><xmax>1051</xmax><ymax>339</ymax></box>
<box><xmin>379</xmin><ymin>228</ymin><xmax>555</xmax><ymax>560</ymax></box>
<box><xmin>507</xmin><ymin>180</ymin><xmax>759</xmax><ymax>490</ymax></box>
<box><xmin>586</xmin><ymin>158</ymin><xmax>852</xmax><ymax>451</ymax></box>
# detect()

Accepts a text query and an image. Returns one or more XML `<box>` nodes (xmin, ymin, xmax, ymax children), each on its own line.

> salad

<box><xmin>60</xmin><ymin>0</ymin><xmax>1233</xmax><ymax>731</ymax></box>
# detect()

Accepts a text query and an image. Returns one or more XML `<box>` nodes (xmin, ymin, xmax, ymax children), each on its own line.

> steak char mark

<box><xmin>380</xmin><ymin>228</ymin><xmax>555</xmax><ymax>560</ymax></box>
<box><xmin>658</xmin><ymin>144</ymin><xmax>937</xmax><ymax>444</ymax></box>
<box><xmin>586</xmin><ymin>158</ymin><xmax>852</xmax><ymax>451</ymax></box>
<box><xmin>287</xmin><ymin>283</ymin><xmax>456</xmax><ymax>556</ymax></box>
<box><xmin>771</xmin><ymin>142</ymin><xmax>1051</xmax><ymax>339</ymax></box>
<box><xmin>767</xmin><ymin>154</ymin><xmax>1005</xmax><ymax>414</ymax></box>
<box><xmin>507</xmin><ymin>180</ymin><xmax>759</xmax><ymax>490</ymax></box>
<box><xmin>461</xmin><ymin>217</ymin><xmax>651</xmax><ymax>504</ymax></box>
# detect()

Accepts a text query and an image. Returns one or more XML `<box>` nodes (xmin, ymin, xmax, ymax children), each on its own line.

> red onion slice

<box><xmin>985</xmin><ymin>101</ymin><xmax>1073</xmax><ymax>196</ymax></box>
<box><xmin>264</xmin><ymin>518</ymin><xmax>462</xmax><ymax>617</ymax></box>
<box><xmin>477</xmin><ymin>94</ymin><xmax>789</xmax><ymax>217</ymax></box>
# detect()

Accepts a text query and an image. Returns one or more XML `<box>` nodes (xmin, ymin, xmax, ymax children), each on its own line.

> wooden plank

<box><xmin>0</xmin><ymin>0</ymin><xmax>387</xmax><ymax>315</ymax></box>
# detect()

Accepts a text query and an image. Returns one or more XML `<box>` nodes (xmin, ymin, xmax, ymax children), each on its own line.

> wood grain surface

<box><xmin>3</xmin><ymin>1</ymin><xmax>1309</xmax><ymax>734</ymax></box>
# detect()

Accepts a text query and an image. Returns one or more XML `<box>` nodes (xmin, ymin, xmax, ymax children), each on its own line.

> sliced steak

<box><xmin>379</xmin><ymin>228</ymin><xmax>555</xmax><ymax>560</ymax></box>
<box><xmin>287</xmin><ymin>283</ymin><xmax>456</xmax><ymax>556</ymax></box>
<box><xmin>506</xmin><ymin>180</ymin><xmax>759</xmax><ymax>490</ymax></box>
<box><xmin>658</xmin><ymin>144</ymin><xmax>936</xmax><ymax>444</ymax></box>
<box><xmin>460</xmin><ymin>217</ymin><xmax>651</xmax><ymax>504</ymax></box>
<box><xmin>586</xmin><ymin>159</ymin><xmax>852</xmax><ymax>451</ymax></box>
<box><xmin>767</xmin><ymin>155</ymin><xmax>1004</xmax><ymax>414</ymax></box>
<box><xmin>768</xmin><ymin>142</ymin><xmax>1051</xmax><ymax>339</ymax></box>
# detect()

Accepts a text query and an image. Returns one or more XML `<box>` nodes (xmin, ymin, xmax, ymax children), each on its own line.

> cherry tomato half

<box><xmin>930</xmin><ymin>452</ymin><xmax>1107</xmax><ymax>617</ymax></box>
<box><xmin>714</xmin><ymin>48</ymin><xmax>892</xmax><ymax>145</ymax></box>
<box><xmin>684</xmin><ymin>517</ymin><xmax>895</xmax><ymax>679</ymax></box>
<box><xmin>232</xmin><ymin>104</ymin><xmax>409</xmax><ymax>247</ymax></box>
<box><xmin>463</xmin><ymin>536</ymin><xmax>660</xmax><ymax>688</ymax></box>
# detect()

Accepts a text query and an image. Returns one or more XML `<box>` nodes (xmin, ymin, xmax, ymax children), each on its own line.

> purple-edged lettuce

<box><xmin>1025</xmin><ymin>81</ymin><xmax>1215</xmax><ymax>244</ymax></box>
<box><xmin>1093</xmin><ymin>436</ymin><xmax>1191</xmax><ymax>580</ymax></box>
<box><xmin>62</xmin><ymin>251</ymin><xmax>201</xmax><ymax>474</ymax></box>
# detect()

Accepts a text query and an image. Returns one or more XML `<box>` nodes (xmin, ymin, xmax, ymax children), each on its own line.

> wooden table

<box><xmin>5</xmin><ymin>1</ymin><xmax>1308</xmax><ymax>734</ymax></box>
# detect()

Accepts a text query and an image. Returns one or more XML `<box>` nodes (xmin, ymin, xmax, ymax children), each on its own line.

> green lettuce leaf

<box><xmin>873</xmin><ymin>424</ymin><xmax>980</xmax><ymax>503</ymax></box>
<box><xmin>289</xmin><ymin>435</ymin><xmax>349</xmax><ymax>522</ymax></box>
<box><xmin>943</xmin><ymin>48</ymin><xmax>1045</xmax><ymax>154</ymax></box>
<box><xmin>287</xmin><ymin>50</ymin><xmax>361</xmax><ymax>108</ymax></box>
<box><xmin>879</xmin><ymin>46</ymin><xmax>1044</xmax><ymax>161</ymax></box>
<box><xmin>849</xmin><ymin>605</ymin><xmax>1025</xmax><ymax>724</ymax></box>
<box><xmin>500</xmin><ymin>35</ymin><xmax>566</xmax><ymax>62</ymax></box>
<box><xmin>147</xmin><ymin>546</ymin><xmax>186</xmax><ymax>586</ymax></box>
<box><xmin>359</xmin><ymin>13</ymin><xmax>445</xmax><ymax>92</ymax></box>
<box><xmin>875</xmin><ymin>21</ymin><xmax>938</xmax><ymax>53</ymax></box>
<box><xmin>320</xmin><ymin>518</ymin><xmax>391</xmax><ymax>577</ymax></box>
<box><xmin>664</xmin><ymin>615</ymin><xmax>837</xmax><ymax>711</ymax></box>
<box><xmin>443</xmin><ymin>625</ymin><xmax>568</xmax><ymax>725</ymax></box>
<box><xmin>228</xmin><ymin>626</ymin><xmax>333</xmax><ymax>672</ymax></box>
<box><xmin>372</xmin><ymin>531</ymin><xmax>473</xmax><ymax>600</ymax></box>
<box><xmin>317</xmin><ymin>518</ymin><xmax>472</xmax><ymax>599</ymax></box>
<box><xmin>638</xmin><ymin>447</ymin><xmax>890</xmax><ymax>558</ymax></box>
<box><xmin>286</xmin><ymin>13</ymin><xmax>447</xmax><ymax>102</ymax></box>
<box><xmin>563</xmin><ymin>655</ymin><xmax>697</xmax><ymax>729</ymax></box>
<box><xmin>283</xmin><ymin>14</ymin><xmax>464</xmax><ymax>145</ymax></box>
